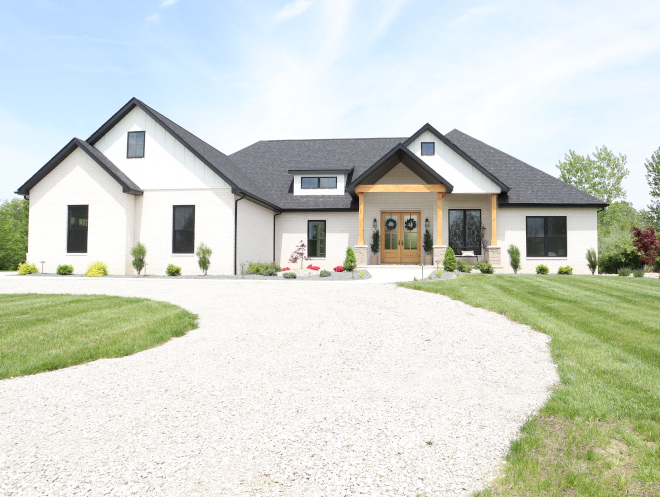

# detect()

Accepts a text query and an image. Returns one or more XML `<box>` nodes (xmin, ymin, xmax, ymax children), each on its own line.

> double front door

<box><xmin>381</xmin><ymin>211</ymin><xmax>421</xmax><ymax>263</ymax></box>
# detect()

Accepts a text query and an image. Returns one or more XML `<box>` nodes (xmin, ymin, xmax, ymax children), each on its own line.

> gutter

<box><xmin>234</xmin><ymin>193</ymin><xmax>246</xmax><ymax>275</ymax></box>
<box><xmin>273</xmin><ymin>210</ymin><xmax>282</xmax><ymax>261</ymax></box>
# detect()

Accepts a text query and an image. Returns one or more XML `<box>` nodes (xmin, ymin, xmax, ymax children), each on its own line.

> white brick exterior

<box><xmin>275</xmin><ymin>212</ymin><xmax>358</xmax><ymax>269</ymax></box>
<box><xmin>498</xmin><ymin>206</ymin><xmax>599</xmax><ymax>274</ymax></box>
<box><xmin>236</xmin><ymin>198</ymin><xmax>275</xmax><ymax>273</ymax></box>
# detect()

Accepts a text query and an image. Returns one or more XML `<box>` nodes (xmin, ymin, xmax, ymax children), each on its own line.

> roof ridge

<box><xmin>256</xmin><ymin>137</ymin><xmax>407</xmax><ymax>143</ymax></box>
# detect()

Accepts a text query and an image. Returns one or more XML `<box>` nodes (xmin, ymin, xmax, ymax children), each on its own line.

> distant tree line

<box><xmin>0</xmin><ymin>198</ymin><xmax>28</xmax><ymax>270</ymax></box>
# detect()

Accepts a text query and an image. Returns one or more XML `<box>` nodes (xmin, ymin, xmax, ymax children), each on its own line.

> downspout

<box><xmin>273</xmin><ymin>210</ymin><xmax>282</xmax><ymax>262</ymax></box>
<box><xmin>234</xmin><ymin>193</ymin><xmax>246</xmax><ymax>275</ymax></box>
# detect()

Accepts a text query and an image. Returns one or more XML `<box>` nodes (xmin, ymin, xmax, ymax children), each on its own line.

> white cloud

<box><xmin>146</xmin><ymin>13</ymin><xmax>160</xmax><ymax>23</ymax></box>
<box><xmin>161</xmin><ymin>0</ymin><xmax>179</xmax><ymax>6</ymax></box>
<box><xmin>450</xmin><ymin>4</ymin><xmax>497</xmax><ymax>26</ymax></box>
<box><xmin>274</xmin><ymin>0</ymin><xmax>313</xmax><ymax>23</ymax></box>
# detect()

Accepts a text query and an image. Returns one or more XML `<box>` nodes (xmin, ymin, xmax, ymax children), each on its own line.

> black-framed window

<box><xmin>308</xmin><ymin>220</ymin><xmax>326</xmax><ymax>258</ymax></box>
<box><xmin>172</xmin><ymin>206</ymin><xmax>195</xmax><ymax>254</ymax></box>
<box><xmin>421</xmin><ymin>142</ymin><xmax>435</xmax><ymax>155</ymax></box>
<box><xmin>67</xmin><ymin>205</ymin><xmax>88</xmax><ymax>253</ymax></box>
<box><xmin>448</xmin><ymin>209</ymin><xmax>481</xmax><ymax>255</ymax></box>
<box><xmin>127</xmin><ymin>131</ymin><xmax>145</xmax><ymax>158</ymax></box>
<box><xmin>301</xmin><ymin>177</ymin><xmax>337</xmax><ymax>189</ymax></box>
<box><xmin>526</xmin><ymin>217</ymin><xmax>567</xmax><ymax>257</ymax></box>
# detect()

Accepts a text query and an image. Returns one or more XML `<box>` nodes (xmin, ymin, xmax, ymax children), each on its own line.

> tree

<box><xmin>598</xmin><ymin>201</ymin><xmax>643</xmax><ymax>253</ymax></box>
<box><xmin>370</xmin><ymin>229</ymin><xmax>380</xmax><ymax>255</ymax></box>
<box><xmin>423</xmin><ymin>229</ymin><xmax>433</xmax><ymax>254</ymax></box>
<box><xmin>131</xmin><ymin>242</ymin><xmax>147</xmax><ymax>275</ymax></box>
<box><xmin>644</xmin><ymin>147</ymin><xmax>660</xmax><ymax>225</ymax></box>
<box><xmin>343</xmin><ymin>247</ymin><xmax>356</xmax><ymax>271</ymax></box>
<box><xmin>196</xmin><ymin>242</ymin><xmax>212</xmax><ymax>275</ymax></box>
<box><xmin>0</xmin><ymin>199</ymin><xmax>29</xmax><ymax>270</ymax></box>
<box><xmin>630</xmin><ymin>227</ymin><xmax>659</xmax><ymax>267</ymax></box>
<box><xmin>557</xmin><ymin>146</ymin><xmax>629</xmax><ymax>204</ymax></box>
<box><xmin>443</xmin><ymin>246</ymin><xmax>457</xmax><ymax>271</ymax></box>
<box><xmin>508</xmin><ymin>245</ymin><xmax>521</xmax><ymax>274</ymax></box>
<box><xmin>289</xmin><ymin>240</ymin><xmax>308</xmax><ymax>268</ymax></box>
<box><xmin>586</xmin><ymin>248</ymin><xmax>598</xmax><ymax>275</ymax></box>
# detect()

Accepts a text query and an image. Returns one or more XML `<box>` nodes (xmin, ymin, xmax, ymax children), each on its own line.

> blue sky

<box><xmin>2</xmin><ymin>0</ymin><xmax>659</xmax><ymax>208</ymax></box>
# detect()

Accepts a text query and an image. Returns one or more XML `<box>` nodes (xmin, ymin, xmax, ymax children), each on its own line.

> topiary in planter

<box><xmin>443</xmin><ymin>247</ymin><xmax>457</xmax><ymax>271</ymax></box>
<box><xmin>57</xmin><ymin>264</ymin><xmax>74</xmax><ymax>275</ymax></box>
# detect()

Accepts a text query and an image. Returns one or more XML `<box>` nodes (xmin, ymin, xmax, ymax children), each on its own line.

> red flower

<box><xmin>333</xmin><ymin>266</ymin><xmax>344</xmax><ymax>272</ymax></box>
<box><xmin>281</xmin><ymin>267</ymin><xmax>290</xmax><ymax>271</ymax></box>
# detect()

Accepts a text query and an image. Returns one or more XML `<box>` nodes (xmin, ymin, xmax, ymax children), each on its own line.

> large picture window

<box><xmin>448</xmin><ymin>209</ymin><xmax>482</xmax><ymax>255</ymax></box>
<box><xmin>127</xmin><ymin>131</ymin><xmax>145</xmax><ymax>159</ymax></box>
<box><xmin>67</xmin><ymin>205</ymin><xmax>88</xmax><ymax>253</ymax></box>
<box><xmin>173</xmin><ymin>206</ymin><xmax>195</xmax><ymax>254</ymax></box>
<box><xmin>308</xmin><ymin>220</ymin><xmax>326</xmax><ymax>258</ymax></box>
<box><xmin>526</xmin><ymin>217</ymin><xmax>567</xmax><ymax>257</ymax></box>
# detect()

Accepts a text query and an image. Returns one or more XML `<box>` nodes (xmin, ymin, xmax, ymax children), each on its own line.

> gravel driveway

<box><xmin>0</xmin><ymin>276</ymin><xmax>558</xmax><ymax>497</ymax></box>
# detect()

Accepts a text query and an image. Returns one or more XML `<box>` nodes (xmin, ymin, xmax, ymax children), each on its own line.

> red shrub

<box><xmin>306</xmin><ymin>264</ymin><xmax>320</xmax><ymax>270</ymax></box>
<box><xmin>333</xmin><ymin>266</ymin><xmax>345</xmax><ymax>272</ymax></box>
<box><xmin>631</xmin><ymin>226</ymin><xmax>659</xmax><ymax>266</ymax></box>
<box><xmin>281</xmin><ymin>267</ymin><xmax>290</xmax><ymax>271</ymax></box>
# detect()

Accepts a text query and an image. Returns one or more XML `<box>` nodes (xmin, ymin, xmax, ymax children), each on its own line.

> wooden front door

<box><xmin>380</xmin><ymin>211</ymin><xmax>421</xmax><ymax>263</ymax></box>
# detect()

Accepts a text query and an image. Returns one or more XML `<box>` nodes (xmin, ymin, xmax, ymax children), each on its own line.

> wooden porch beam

<box><xmin>491</xmin><ymin>193</ymin><xmax>497</xmax><ymax>246</ymax></box>
<box><xmin>354</xmin><ymin>184</ymin><xmax>446</xmax><ymax>193</ymax></box>
<box><xmin>358</xmin><ymin>192</ymin><xmax>364</xmax><ymax>245</ymax></box>
<box><xmin>437</xmin><ymin>192</ymin><xmax>444</xmax><ymax>245</ymax></box>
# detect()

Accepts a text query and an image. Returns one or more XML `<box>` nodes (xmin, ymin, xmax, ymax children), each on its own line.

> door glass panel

<box><xmin>384</xmin><ymin>214</ymin><xmax>398</xmax><ymax>250</ymax></box>
<box><xmin>403</xmin><ymin>214</ymin><xmax>418</xmax><ymax>250</ymax></box>
<box><xmin>465</xmin><ymin>210</ymin><xmax>482</xmax><ymax>254</ymax></box>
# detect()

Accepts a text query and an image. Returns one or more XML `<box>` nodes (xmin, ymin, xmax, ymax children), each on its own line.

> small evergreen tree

<box><xmin>443</xmin><ymin>246</ymin><xmax>457</xmax><ymax>271</ymax></box>
<box><xmin>343</xmin><ymin>247</ymin><xmax>357</xmax><ymax>271</ymax></box>
<box><xmin>423</xmin><ymin>229</ymin><xmax>433</xmax><ymax>254</ymax></box>
<box><xmin>370</xmin><ymin>229</ymin><xmax>380</xmax><ymax>255</ymax></box>
<box><xmin>508</xmin><ymin>244</ymin><xmax>521</xmax><ymax>274</ymax></box>
<box><xmin>586</xmin><ymin>248</ymin><xmax>598</xmax><ymax>275</ymax></box>
<box><xmin>131</xmin><ymin>241</ymin><xmax>147</xmax><ymax>275</ymax></box>
<box><xmin>196</xmin><ymin>242</ymin><xmax>212</xmax><ymax>275</ymax></box>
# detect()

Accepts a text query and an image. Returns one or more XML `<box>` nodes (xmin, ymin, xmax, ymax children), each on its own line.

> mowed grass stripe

<box><xmin>0</xmin><ymin>294</ymin><xmax>198</xmax><ymax>380</ymax></box>
<box><xmin>400</xmin><ymin>275</ymin><xmax>660</xmax><ymax>496</ymax></box>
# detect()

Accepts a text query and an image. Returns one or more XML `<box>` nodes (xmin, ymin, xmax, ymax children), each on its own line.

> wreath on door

<box><xmin>404</xmin><ymin>218</ymin><xmax>417</xmax><ymax>231</ymax></box>
<box><xmin>385</xmin><ymin>218</ymin><xmax>397</xmax><ymax>231</ymax></box>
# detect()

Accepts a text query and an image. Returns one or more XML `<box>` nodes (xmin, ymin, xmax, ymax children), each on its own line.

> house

<box><xmin>15</xmin><ymin>98</ymin><xmax>607</xmax><ymax>275</ymax></box>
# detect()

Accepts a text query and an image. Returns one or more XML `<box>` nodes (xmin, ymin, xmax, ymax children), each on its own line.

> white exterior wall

<box><xmin>26</xmin><ymin>148</ymin><xmax>132</xmax><ymax>275</ymax></box>
<box><xmin>498</xmin><ymin>207</ymin><xmax>599</xmax><ymax>274</ymax></box>
<box><xmin>275</xmin><ymin>212</ymin><xmax>358</xmax><ymax>269</ymax></box>
<box><xmin>94</xmin><ymin>106</ymin><xmax>229</xmax><ymax>190</ymax></box>
<box><xmin>134</xmin><ymin>189</ymin><xmax>235</xmax><ymax>276</ymax></box>
<box><xmin>236</xmin><ymin>199</ymin><xmax>275</xmax><ymax>272</ymax></box>
<box><xmin>292</xmin><ymin>173</ymin><xmax>347</xmax><ymax>195</ymax></box>
<box><xmin>407</xmin><ymin>130</ymin><xmax>501</xmax><ymax>194</ymax></box>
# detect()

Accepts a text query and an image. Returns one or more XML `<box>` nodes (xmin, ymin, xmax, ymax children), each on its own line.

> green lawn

<box><xmin>0</xmin><ymin>294</ymin><xmax>198</xmax><ymax>380</ymax></box>
<box><xmin>400</xmin><ymin>275</ymin><xmax>660</xmax><ymax>496</ymax></box>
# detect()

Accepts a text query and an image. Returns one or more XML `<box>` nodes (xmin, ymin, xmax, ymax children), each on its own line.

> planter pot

<box><xmin>424</xmin><ymin>254</ymin><xmax>433</xmax><ymax>266</ymax></box>
<box><xmin>369</xmin><ymin>255</ymin><xmax>379</xmax><ymax>265</ymax></box>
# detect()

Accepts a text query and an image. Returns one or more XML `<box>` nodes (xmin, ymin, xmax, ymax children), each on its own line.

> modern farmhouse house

<box><xmin>16</xmin><ymin>98</ymin><xmax>607</xmax><ymax>275</ymax></box>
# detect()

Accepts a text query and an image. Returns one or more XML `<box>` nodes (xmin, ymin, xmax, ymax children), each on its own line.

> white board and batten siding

<box><xmin>94</xmin><ymin>106</ymin><xmax>230</xmax><ymax>190</ymax></box>
<box><xmin>407</xmin><ymin>130</ymin><xmax>501</xmax><ymax>194</ymax></box>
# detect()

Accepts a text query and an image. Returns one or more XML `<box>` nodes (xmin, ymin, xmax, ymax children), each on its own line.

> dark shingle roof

<box><xmin>15</xmin><ymin>138</ymin><xmax>142</xmax><ymax>196</ymax></box>
<box><xmin>230</xmin><ymin>138</ymin><xmax>406</xmax><ymax>209</ymax></box>
<box><xmin>445</xmin><ymin>129</ymin><xmax>608</xmax><ymax>206</ymax></box>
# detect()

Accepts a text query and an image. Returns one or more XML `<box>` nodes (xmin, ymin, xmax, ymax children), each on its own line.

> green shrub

<box><xmin>85</xmin><ymin>261</ymin><xmax>108</xmax><ymax>277</ymax></box>
<box><xmin>508</xmin><ymin>245</ymin><xmax>521</xmax><ymax>274</ymax></box>
<box><xmin>320</xmin><ymin>269</ymin><xmax>331</xmax><ymax>277</ymax></box>
<box><xmin>618</xmin><ymin>267</ymin><xmax>632</xmax><ymax>277</ymax></box>
<box><xmin>196</xmin><ymin>242</ymin><xmax>212</xmax><ymax>275</ymax></box>
<box><xmin>131</xmin><ymin>241</ymin><xmax>147</xmax><ymax>275</ymax></box>
<box><xmin>536</xmin><ymin>264</ymin><xmax>549</xmax><ymax>274</ymax></box>
<box><xmin>17</xmin><ymin>262</ymin><xmax>38</xmax><ymax>275</ymax></box>
<box><xmin>443</xmin><ymin>247</ymin><xmax>457</xmax><ymax>271</ymax></box>
<box><xmin>457</xmin><ymin>260</ymin><xmax>472</xmax><ymax>272</ymax></box>
<box><xmin>358</xmin><ymin>270</ymin><xmax>366</xmax><ymax>278</ymax></box>
<box><xmin>475</xmin><ymin>262</ymin><xmax>494</xmax><ymax>274</ymax></box>
<box><xmin>370</xmin><ymin>229</ymin><xmax>380</xmax><ymax>255</ymax></box>
<box><xmin>586</xmin><ymin>248</ymin><xmax>598</xmax><ymax>275</ymax></box>
<box><xmin>262</xmin><ymin>268</ymin><xmax>277</xmax><ymax>276</ymax></box>
<box><xmin>653</xmin><ymin>258</ymin><xmax>660</xmax><ymax>273</ymax></box>
<box><xmin>56</xmin><ymin>264</ymin><xmax>74</xmax><ymax>275</ymax></box>
<box><xmin>632</xmin><ymin>268</ymin><xmax>644</xmax><ymax>278</ymax></box>
<box><xmin>343</xmin><ymin>247</ymin><xmax>357</xmax><ymax>271</ymax></box>
<box><xmin>558</xmin><ymin>266</ymin><xmax>573</xmax><ymax>275</ymax></box>
<box><xmin>247</xmin><ymin>261</ymin><xmax>281</xmax><ymax>275</ymax></box>
<box><xmin>423</xmin><ymin>229</ymin><xmax>433</xmax><ymax>254</ymax></box>
<box><xmin>283</xmin><ymin>271</ymin><xmax>297</xmax><ymax>279</ymax></box>
<box><xmin>166</xmin><ymin>264</ymin><xmax>181</xmax><ymax>276</ymax></box>
<box><xmin>598</xmin><ymin>247</ymin><xmax>643</xmax><ymax>274</ymax></box>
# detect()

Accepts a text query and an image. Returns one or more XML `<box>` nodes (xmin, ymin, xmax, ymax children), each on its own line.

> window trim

<box><xmin>301</xmin><ymin>177</ymin><xmax>338</xmax><ymax>189</ymax></box>
<box><xmin>67</xmin><ymin>205</ymin><xmax>89</xmax><ymax>254</ymax></box>
<box><xmin>526</xmin><ymin>216</ymin><xmax>567</xmax><ymax>258</ymax></box>
<box><xmin>127</xmin><ymin>131</ymin><xmax>145</xmax><ymax>159</ymax></box>
<box><xmin>448</xmin><ymin>208</ymin><xmax>482</xmax><ymax>256</ymax></box>
<box><xmin>421</xmin><ymin>142</ymin><xmax>435</xmax><ymax>156</ymax></box>
<box><xmin>172</xmin><ymin>205</ymin><xmax>195</xmax><ymax>254</ymax></box>
<box><xmin>307</xmin><ymin>220</ymin><xmax>326</xmax><ymax>258</ymax></box>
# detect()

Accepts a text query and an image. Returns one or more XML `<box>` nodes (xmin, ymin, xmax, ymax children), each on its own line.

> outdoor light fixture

<box><xmin>425</xmin><ymin>218</ymin><xmax>429</xmax><ymax>229</ymax></box>
<box><xmin>373</xmin><ymin>218</ymin><xmax>377</xmax><ymax>229</ymax></box>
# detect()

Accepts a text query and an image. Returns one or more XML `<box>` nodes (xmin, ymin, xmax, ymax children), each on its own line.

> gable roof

<box><xmin>404</xmin><ymin>123</ymin><xmax>510</xmax><ymax>192</ymax></box>
<box><xmin>346</xmin><ymin>144</ymin><xmax>454</xmax><ymax>193</ymax></box>
<box><xmin>445</xmin><ymin>129</ymin><xmax>609</xmax><ymax>207</ymax></box>
<box><xmin>86</xmin><ymin>98</ymin><xmax>278</xmax><ymax>210</ymax></box>
<box><xmin>15</xmin><ymin>138</ymin><xmax>142</xmax><ymax>196</ymax></box>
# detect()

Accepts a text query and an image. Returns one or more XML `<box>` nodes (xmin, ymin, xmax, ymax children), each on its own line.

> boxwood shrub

<box><xmin>457</xmin><ymin>260</ymin><xmax>472</xmax><ymax>273</ymax></box>
<box><xmin>475</xmin><ymin>262</ymin><xmax>494</xmax><ymax>274</ymax></box>
<box><xmin>166</xmin><ymin>264</ymin><xmax>182</xmax><ymax>276</ymax></box>
<box><xmin>536</xmin><ymin>264</ymin><xmax>549</xmax><ymax>274</ymax></box>
<box><xmin>558</xmin><ymin>266</ymin><xmax>573</xmax><ymax>275</ymax></box>
<box><xmin>17</xmin><ymin>262</ymin><xmax>38</xmax><ymax>275</ymax></box>
<box><xmin>57</xmin><ymin>264</ymin><xmax>74</xmax><ymax>275</ymax></box>
<box><xmin>85</xmin><ymin>261</ymin><xmax>108</xmax><ymax>277</ymax></box>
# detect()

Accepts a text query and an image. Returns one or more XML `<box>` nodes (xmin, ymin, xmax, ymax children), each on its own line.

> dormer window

<box><xmin>301</xmin><ymin>177</ymin><xmax>337</xmax><ymax>189</ymax></box>
<box><xmin>421</xmin><ymin>142</ymin><xmax>435</xmax><ymax>156</ymax></box>
<box><xmin>127</xmin><ymin>131</ymin><xmax>145</xmax><ymax>159</ymax></box>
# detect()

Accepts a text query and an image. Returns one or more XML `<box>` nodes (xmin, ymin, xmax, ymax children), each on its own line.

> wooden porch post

<box><xmin>358</xmin><ymin>192</ymin><xmax>365</xmax><ymax>245</ymax></box>
<box><xmin>491</xmin><ymin>193</ymin><xmax>497</xmax><ymax>246</ymax></box>
<box><xmin>436</xmin><ymin>192</ymin><xmax>443</xmax><ymax>245</ymax></box>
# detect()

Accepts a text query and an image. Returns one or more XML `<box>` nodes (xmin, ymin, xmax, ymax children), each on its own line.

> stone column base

<box><xmin>353</xmin><ymin>245</ymin><xmax>368</xmax><ymax>267</ymax></box>
<box><xmin>433</xmin><ymin>245</ymin><xmax>447</xmax><ymax>267</ymax></box>
<box><xmin>486</xmin><ymin>246</ymin><xmax>501</xmax><ymax>267</ymax></box>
